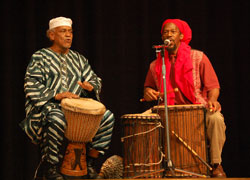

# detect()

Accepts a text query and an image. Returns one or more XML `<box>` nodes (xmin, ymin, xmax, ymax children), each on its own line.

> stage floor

<box><xmin>36</xmin><ymin>178</ymin><xmax>250</xmax><ymax>180</ymax></box>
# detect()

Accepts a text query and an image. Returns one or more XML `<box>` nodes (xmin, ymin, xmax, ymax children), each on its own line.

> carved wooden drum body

<box><xmin>152</xmin><ymin>104</ymin><xmax>209</xmax><ymax>177</ymax></box>
<box><xmin>60</xmin><ymin>98</ymin><xmax>106</xmax><ymax>177</ymax></box>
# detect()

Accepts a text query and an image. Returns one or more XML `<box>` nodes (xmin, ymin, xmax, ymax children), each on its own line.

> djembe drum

<box><xmin>60</xmin><ymin>98</ymin><xmax>106</xmax><ymax>178</ymax></box>
<box><xmin>121</xmin><ymin>113</ymin><xmax>165</xmax><ymax>178</ymax></box>
<box><xmin>152</xmin><ymin>104</ymin><xmax>210</xmax><ymax>177</ymax></box>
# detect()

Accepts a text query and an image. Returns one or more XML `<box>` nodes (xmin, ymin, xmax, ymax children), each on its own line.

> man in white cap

<box><xmin>20</xmin><ymin>17</ymin><xmax>115</xmax><ymax>180</ymax></box>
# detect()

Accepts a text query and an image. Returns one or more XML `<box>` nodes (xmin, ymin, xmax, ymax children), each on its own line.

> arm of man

<box><xmin>25</xmin><ymin>53</ymin><xmax>61</xmax><ymax>107</ymax></box>
<box><xmin>54</xmin><ymin>81</ymin><xmax>94</xmax><ymax>101</ymax></box>
<box><xmin>199</xmin><ymin>53</ymin><xmax>221</xmax><ymax>112</ymax></box>
<box><xmin>77</xmin><ymin>81</ymin><xmax>94</xmax><ymax>91</ymax></box>
<box><xmin>143</xmin><ymin>61</ymin><xmax>160</xmax><ymax>101</ymax></box>
<box><xmin>54</xmin><ymin>92</ymin><xmax>79</xmax><ymax>101</ymax></box>
<box><xmin>207</xmin><ymin>88</ymin><xmax>221</xmax><ymax>112</ymax></box>
<box><xmin>78</xmin><ymin>54</ymin><xmax>102</xmax><ymax>99</ymax></box>
<box><xmin>143</xmin><ymin>87</ymin><xmax>160</xmax><ymax>101</ymax></box>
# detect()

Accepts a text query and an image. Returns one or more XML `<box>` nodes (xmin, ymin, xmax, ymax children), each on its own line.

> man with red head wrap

<box><xmin>143</xmin><ymin>19</ymin><xmax>226</xmax><ymax>178</ymax></box>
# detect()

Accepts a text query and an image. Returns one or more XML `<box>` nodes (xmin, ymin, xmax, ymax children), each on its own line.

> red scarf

<box><xmin>155</xmin><ymin>42</ymin><xmax>196</xmax><ymax>105</ymax></box>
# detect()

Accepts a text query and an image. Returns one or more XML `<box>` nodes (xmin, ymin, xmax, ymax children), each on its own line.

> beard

<box><xmin>166</xmin><ymin>43</ymin><xmax>177</xmax><ymax>54</ymax></box>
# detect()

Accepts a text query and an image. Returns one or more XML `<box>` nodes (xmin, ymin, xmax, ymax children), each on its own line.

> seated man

<box><xmin>143</xmin><ymin>19</ymin><xmax>226</xmax><ymax>178</ymax></box>
<box><xmin>20</xmin><ymin>17</ymin><xmax>115</xmax><ymax>180</ymax></box>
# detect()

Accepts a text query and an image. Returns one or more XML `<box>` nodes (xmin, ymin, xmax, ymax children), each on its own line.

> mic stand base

<box><xmin>164</xmin><ymin>159</ymin><xmax>176</xmax><ymax>177</ymax></box>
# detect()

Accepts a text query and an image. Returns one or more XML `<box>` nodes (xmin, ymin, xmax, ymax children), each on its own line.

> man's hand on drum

<box><xmin>78</xmin><ymin>81</ymin><xmax>94</xmax><ymax>91</ymax></box>
<box><xmin>207</xmin><ymin>88</ymin><xmax>221</xmax><ymax>113</ymax></box>
<box><xmin>207</xmin><ymin>100</ymin><xmax>221</xmax><ymax>113</ymax></box>
<box><xmin>143</xmin><ymin>87</ymin><xmax>160</xmax><ymax>101</ymax></box>
<box><xmin>55</xmin><ymin>92</ymin><xmax>79</xmax><ymax>101</ymax></box>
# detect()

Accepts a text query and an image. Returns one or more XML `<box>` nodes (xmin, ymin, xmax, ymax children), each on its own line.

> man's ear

<box><xmin>48</xmin><ymin>31</ymin><xmax>55</xmax><ymax>41</ymax></box>
<box><xmin>180</xmin><ymin>33</ymin><xmax>184</xmax><ymax>40</ymax></box>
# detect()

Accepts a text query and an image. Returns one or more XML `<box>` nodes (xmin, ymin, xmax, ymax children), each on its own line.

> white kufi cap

<box><xmin>49</xmin><ymin>17</ymin><xmax>72</xmax><ymax>30</ymax></box>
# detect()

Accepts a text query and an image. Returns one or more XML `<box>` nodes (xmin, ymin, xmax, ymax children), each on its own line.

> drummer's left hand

<box><xmin>207</xmin><ymin>100</ymin><xmax>221</xmax><ymax>113</ymax></box>
<box><xmin>78</xmin><ymin>81</ymin><xmax>94</xmax><ymax>91</ymax></box>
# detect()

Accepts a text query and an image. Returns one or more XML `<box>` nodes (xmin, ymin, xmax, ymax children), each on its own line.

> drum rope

<box><xmin>124</xmin><ymin>150</ymin><xmax>165</xmax><ymax>168</ymax></box>
<box><xmin>121</xmin><ymin>122</ymin><xmax>163</xmax><ymax>142</ymax></box>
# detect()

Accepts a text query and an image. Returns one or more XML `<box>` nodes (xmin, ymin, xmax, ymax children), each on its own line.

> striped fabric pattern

<box><xmin>21</xmin><ymin>48</ymin><xmax>115</xmax><ymax>164</ymax></box>
<box><xmin>40</xmin><ymin>107</ymin><xmax>67</xmax><ymax>164</ymax></box>
<box><xmin>60</xmin><ymin>55</ymin><xmax>69</xmax><ymax>92</ymax></box>
<box><xmin>20</xmin><ymin>48</ymin><xmax>103</xmax><ymax>144</ymax></box>
<box><xmin>91</xmin><ymin>110</ymin><xmax>115</xmax><ymax>154</ymax></box>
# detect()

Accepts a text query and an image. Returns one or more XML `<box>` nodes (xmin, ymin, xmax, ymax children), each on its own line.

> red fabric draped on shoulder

<box><xmin>155</xmin><ymin>19</ymin><xmax>197</xmax><ymax>105</ymax></box>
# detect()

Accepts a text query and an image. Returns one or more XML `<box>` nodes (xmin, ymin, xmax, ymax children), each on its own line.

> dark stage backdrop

<box><xmin>1</xmin><ymin>0</ymin><xmax>250</xmax><ymax>179</ymax></box>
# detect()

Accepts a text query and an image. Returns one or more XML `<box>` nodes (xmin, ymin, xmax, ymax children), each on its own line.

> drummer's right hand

<box><xmin>143</xmin><ymin>87</ymin><xmax>160</xmax><ymax>101</ymax></box>
<box><xmin>55</xmin><ymin>92</ymin><xmax>79</xmax><ymax>101</ymax></box>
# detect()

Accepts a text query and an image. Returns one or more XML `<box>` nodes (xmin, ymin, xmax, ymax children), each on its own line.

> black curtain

<box><xmin>1</xmin><ymin>0</ymin><xmax>250</xmax><ymax>179</ymax></box>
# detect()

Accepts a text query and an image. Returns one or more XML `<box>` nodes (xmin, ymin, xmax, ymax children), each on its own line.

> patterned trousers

<box><xmin>40</xmin><ymin>107</ymin><xmax>115</xmax><ymax>165</ymax></box>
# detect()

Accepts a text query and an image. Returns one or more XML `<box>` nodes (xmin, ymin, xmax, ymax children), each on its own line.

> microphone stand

<box><xmin>153</xmin><ymin>45</ymin><xmax>209</xmax><ymax>178</ymax></box>
<box><xmin>159</xmin><ymin>47</ymin><xmax>175</xmax><ymax>176</ymax></box>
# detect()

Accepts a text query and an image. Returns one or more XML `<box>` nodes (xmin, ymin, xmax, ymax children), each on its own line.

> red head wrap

<box><xmin>154</xmin><ymin>19</ymin><xmax>197</xmax><ymax>105</ymax></box>
<box><xmin>161</xmin><ymin>19</ymin><xmax>192</xmax><ymax>44</ymax></box>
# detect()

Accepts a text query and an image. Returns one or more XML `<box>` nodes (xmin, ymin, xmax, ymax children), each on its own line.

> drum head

<box><xmin>153</xmin><ymin>104</ymin><xmax>205</xmax><ymax>111</ymax></box>
<box><xmin>61</xmin><ymin>98</ymin><xmax>106</xmax><ymax>115</ymax></box>
<box><xmin>121</xmin><ymin>113</ymin><xmax>161</xmax><ymax>120</ymax></box>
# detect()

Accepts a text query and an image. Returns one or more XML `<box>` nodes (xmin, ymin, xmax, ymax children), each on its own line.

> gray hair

<box><xmin>46</xmin><ymin>28</ymin><xmax>55</xmax><ymax>40</ymax></box>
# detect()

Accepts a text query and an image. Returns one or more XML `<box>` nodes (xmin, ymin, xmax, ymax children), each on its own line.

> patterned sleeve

<box><xmin>77</xmin><ymin>53</ymin><xmax>102</xmax><ymax>100</ymax></box>
<box><xmin>24</xmin><ymin>52</ymin><xmax>56</xmax><ymax>108</ymax></box>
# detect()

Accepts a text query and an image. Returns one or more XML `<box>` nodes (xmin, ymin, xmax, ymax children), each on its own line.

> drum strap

<box><xmin>121</xmin><ymin>122</ymin><xmax>163</xmax><ymax>142</ymax></box>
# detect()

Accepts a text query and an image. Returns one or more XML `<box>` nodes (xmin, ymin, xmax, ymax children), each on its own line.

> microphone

<box><xmin>152</xmin><ymin>39</ymin><xmax>171</xmax><ymax>49</ymax></box>
<box><xmin>164</xmin><ymin>39</ymin><xmax>171</xmax><ymax>46</ymax></box>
